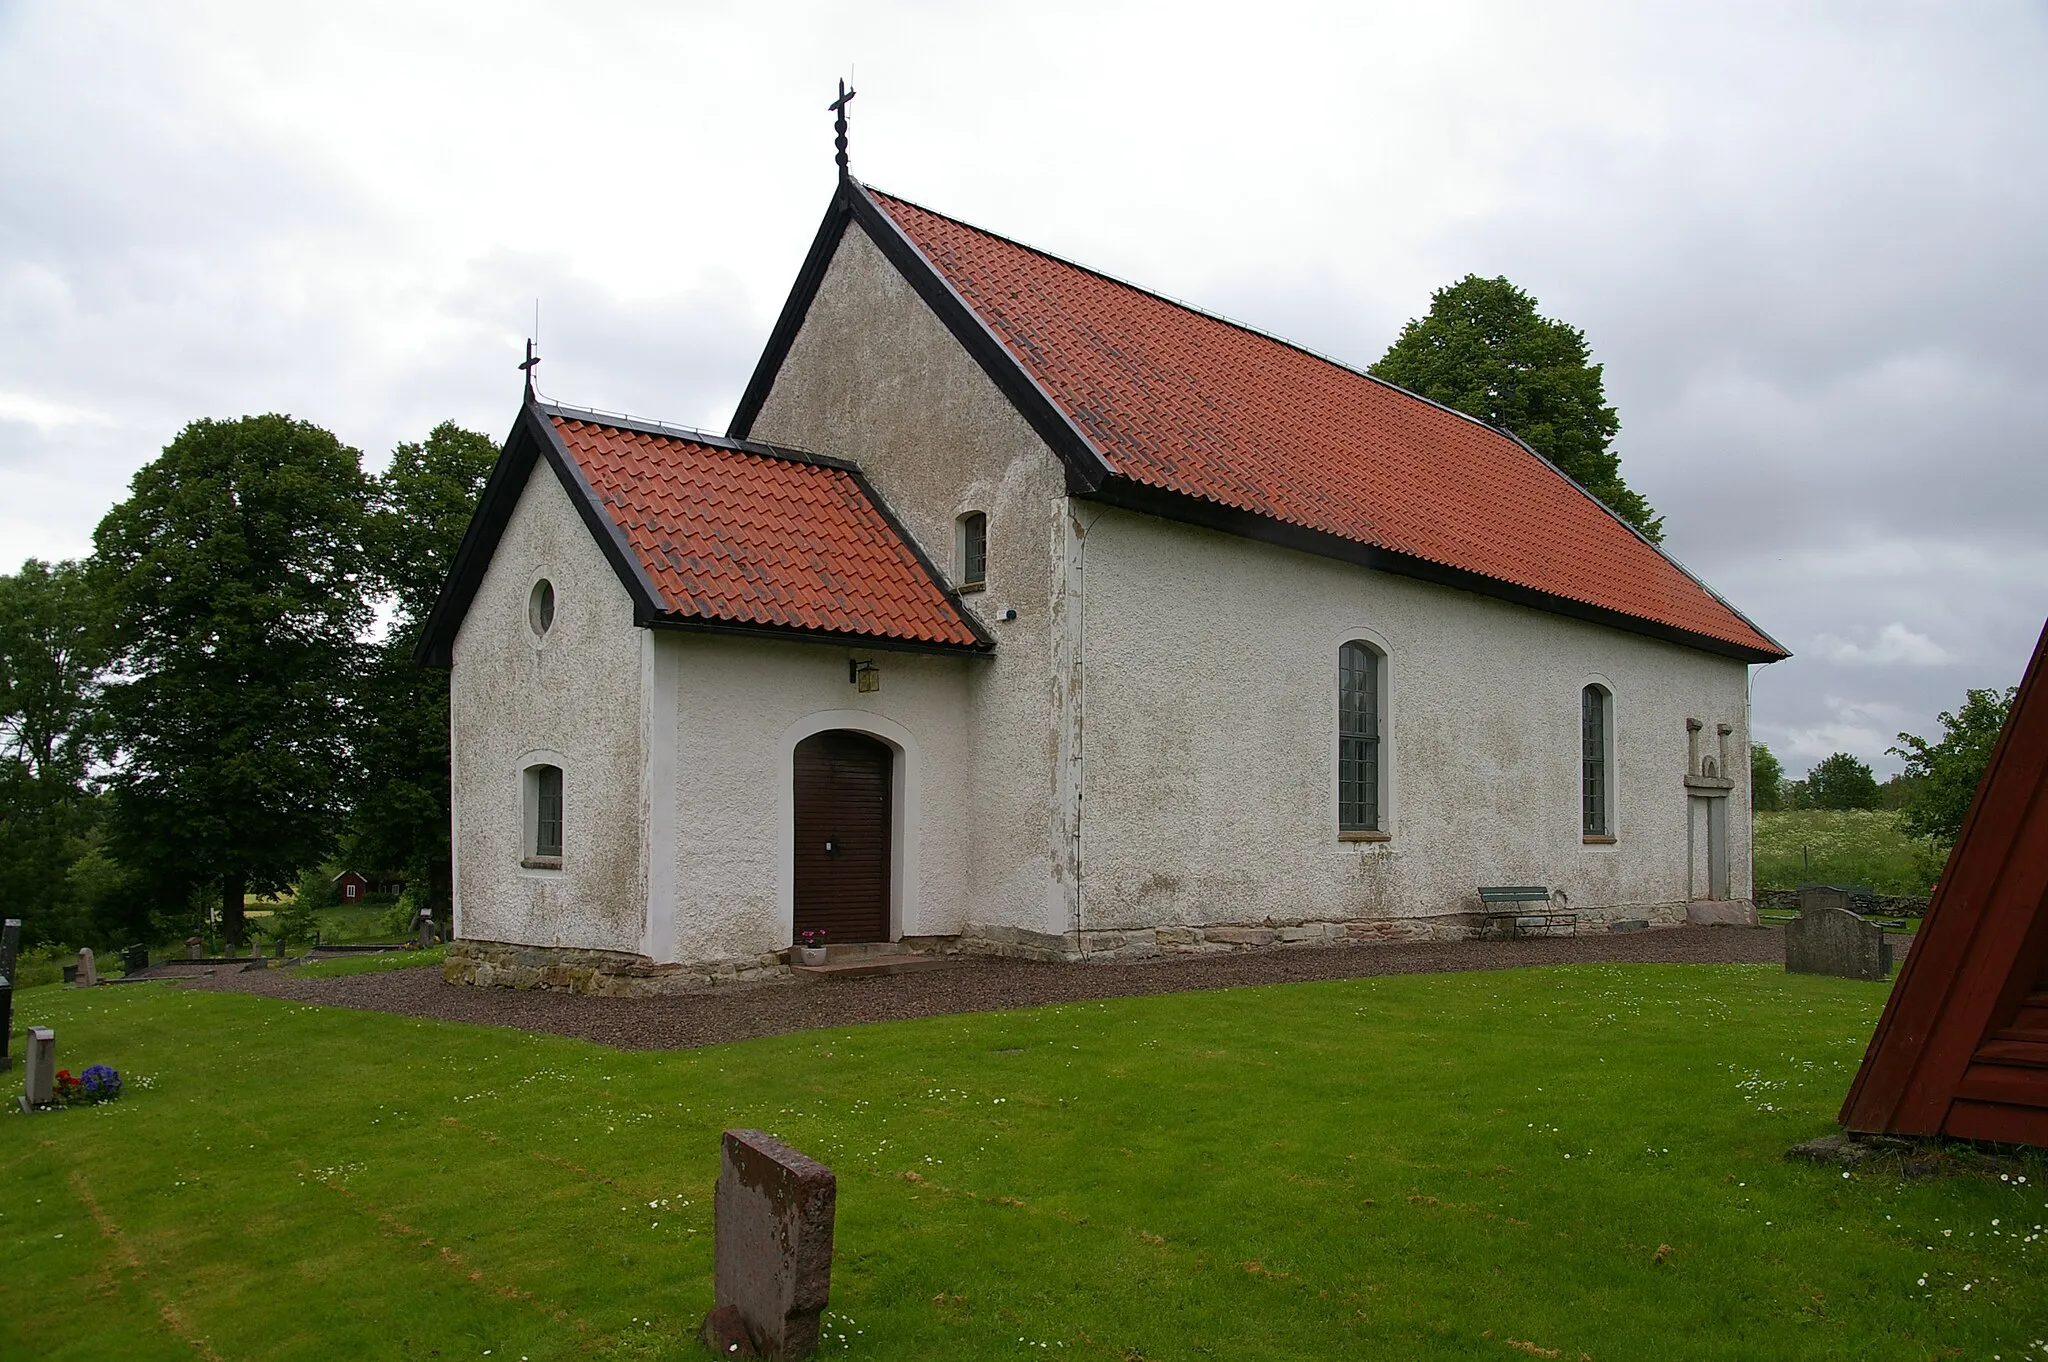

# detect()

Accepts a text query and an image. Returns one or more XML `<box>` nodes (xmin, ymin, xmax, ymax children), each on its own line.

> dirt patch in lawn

<box><xmin>167</xmin><ymin>925</ymin><xmax>1801</xmax><ymax>1052</ymax></box>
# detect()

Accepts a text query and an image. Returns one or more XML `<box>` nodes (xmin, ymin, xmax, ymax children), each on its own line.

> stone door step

<box><xmin>792</xmin><ymin>955</ymin><xmax>948</xmax><ymax>981</ymax></box>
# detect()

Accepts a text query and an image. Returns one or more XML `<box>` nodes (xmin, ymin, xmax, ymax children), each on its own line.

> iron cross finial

<box><xmin>519</xmin><ymin>338</ymin><xmax>540</xmax><ymax>400</ymax></box>
<box><xmin>828</xmin><ymin>78</ymin><xmax>856</xmax><ymax>179</ymax></box>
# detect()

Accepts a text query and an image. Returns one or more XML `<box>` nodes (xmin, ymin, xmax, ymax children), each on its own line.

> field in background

<box><xmin>1753</xmin><ymin>809</ymin><xmax>1939</xmax><ymax>895</ymax></box>
<box><xmin>6</xmin><ymin>963</ymin><xmax>2043</xmax><ymax>1359</ymax></box>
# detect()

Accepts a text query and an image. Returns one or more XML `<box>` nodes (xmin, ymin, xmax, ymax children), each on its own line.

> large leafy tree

<box><xmin>92</xmin><ymin>415</ymin><xmax>372</xmax><ymax>946</ymax></box>
<box><xmin>351</xmin><ymin>421</ymin><xmax>499</xmax><ymax>917</ymax></box>
<box><xmin>1803</xmin><ymin>752</ymin><xmax>1881</xmax><ymax>811</ymax></box>
<box><xmin>1749</xmin><ymin>742</ymin><xmax>1784</xmax><ymax>813</ymax></box>
<box><xmin>0</xmin><ymin>559</ymin><xmax>108</xmax><ymax>945</ymax></box>
<box><xmin>1369</xmin><ymin>275</ymin><xmax>1664</xmax><ymax>541</ymax></box>
<box><xmin>1890</xmin><ymin>687</ymin><xmax>2017</xmax><ymax>846</ymax></box>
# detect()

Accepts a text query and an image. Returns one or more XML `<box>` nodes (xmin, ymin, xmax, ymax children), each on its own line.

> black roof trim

<box><xmin>416</xmin><ymin>402</ymin><xmax>664</xmax><ymax>667</ymax></box>
<box><xmin>806</xmin><ymin>186</ymin><xmax>1785</xmax><ymax>663</ymax></box>
<box><xmin>643</xmin><ymin>613</ymin><xmax>994</xmax><ymax>658</ymax></box>
<box><xmin>1081</xmin><ymin>476</ymin><xmax>1790</xmax><ymax>666</ymax></box>
<box><xmin>1491</xmin><ymin>427</ymin><xmax>1787</xmax><ymax>659</ymax></box>
<box><xmin>728</xmin><ymin>179</ymin><xmax>1112</xmax><ymax>496</ymax></box>
<box><xmin>729</xmin><ymin>186</ymin><xmax>855</xmax><ymax>443</ymax></box>
<box><xmin>415</xmin><ymin>398</ymin><xmax>994</xmax><ymax>666</ymax></box>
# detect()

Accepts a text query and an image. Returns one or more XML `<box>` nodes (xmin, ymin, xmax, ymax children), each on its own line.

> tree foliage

<box><xmin>1369</xmin><ymin>275</ymin><xmax>1664</xmax><ymax>541</ymax></box>
<box><xmin>350</xmin><ymin>422</ymin><xmax>499</xmax><ymax>916</ymax></box>
<box><xmin>1749</xmin><ymin>742</ymin><xmax>1784</xmax><ymax>813</ymax></box>
<box><xmin>92</xmin><ymin>415</ymin><xmax>372</xmax><ymax>946</ymax></box>
<box><xmin>1890</xmin><ymin>687</ymin><xmax>2017</xmax><ymax>846</ymax></box>
<box><xmin>1801</xmin><ymin>752</ymin><xmax>1881</xmax><ymax>812</ymax></box>
<box><xmin>0</xmin><ymin>559</ymin><xmax>109</xmax><ymax>945</ymax></box>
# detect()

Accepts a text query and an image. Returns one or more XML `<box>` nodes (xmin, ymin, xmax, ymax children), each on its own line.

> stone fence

<box><xmin>1756</xmin><ymin>888</ymin><xmax>1929</xmax><ymax>918</ymax></box>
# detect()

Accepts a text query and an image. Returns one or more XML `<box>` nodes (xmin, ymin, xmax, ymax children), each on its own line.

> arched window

<box><xmin>1582</xmin><ymin>686</ymin><xmax>1613</xmax><ymax>837</ymax></box>
<box><xmin>528</xmin><ymin>579</ymin><xmax>555</xmax><ymax>637</ymax></box>
<box><xmin>955</xmin><ymin>512</ymin><xmax>987</xmax><ymax>592</ymax></box>
<box><xmin>1338</xmin><ymin>642</ymin><xmax>1382</xmax><ymax>834</ymax></box>
<box><xmin>523</xmin><ymin>763</ymin><xmax>563</xmax><ymax>867</ymax></box>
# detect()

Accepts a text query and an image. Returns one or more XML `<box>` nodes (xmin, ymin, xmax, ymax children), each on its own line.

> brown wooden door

<box><xmin>793</xmin><ymin>731</ymin><xmax>893</xmax><ymax>945</ymax></box>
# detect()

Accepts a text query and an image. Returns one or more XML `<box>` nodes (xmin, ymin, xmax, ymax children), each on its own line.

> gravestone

<box><xmin>20</xmin><ymin>1026</ymin><xmax>55</xmax><ymax>1111</ymax></box>
<box><xmin>0</xmin><ymin>918</ymin><xmax>18</xmax><ymax>1072</ymax></box>
<box><xmin>415</xmin><ymin>909</ymin><xmax>434</xmax><ymax>951</ymax></box>
<box><xmin>75</xmin><ymin>947</ymin><xmax>98</xmax><ymax>987</ymax></box>
<box><xmin>1786</xmin><ymin>906</ymin><xmax>1893</xmax><ymax>981</ymax></box>
<box><xmin>705</xmin><ymin>1129</ymin><xmax>836</xmax><ymax>1359</ymax></box>
<box><xmin>123</xmin><ymin>944</ymin><xmax>149</xmax><ymax>975</ymax></box>
<box><xmin>1798</xmin><ymin>885</ymin><xmax>1853</xmax><ymax>915</ymax></box>
<box><xmin>186</xmin><ymin>937</ymin><xmax>204</xmax><ymax>960</ymax></box>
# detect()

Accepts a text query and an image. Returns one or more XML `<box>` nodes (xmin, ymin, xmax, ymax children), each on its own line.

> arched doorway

<box><xmin>792</xmin><ymin>730</ymin><xmax>894</xmax><ymax>945</ymax></box>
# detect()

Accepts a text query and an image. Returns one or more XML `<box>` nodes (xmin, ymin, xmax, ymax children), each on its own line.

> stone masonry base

<box><xmin>447</xmin><ymin>901</ymin><xmax>1701</xmax><ymax>996</ymax></box>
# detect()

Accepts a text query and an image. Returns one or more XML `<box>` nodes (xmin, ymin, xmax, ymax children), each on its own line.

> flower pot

<box><xmin>797</xmin><ymin>946</ymin><xmax>828</xmax><ymax>966</ymax></box>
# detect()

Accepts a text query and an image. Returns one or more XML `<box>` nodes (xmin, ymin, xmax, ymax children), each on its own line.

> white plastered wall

<box><xmin>748</xmin><ymin>223</ymin><xmax>1076</xmax><ymax>935</ymax></box>
<box><xmin>643</xmin><ymin>631</ymin><xmax>975</xmax><ymax>964</ymax></box>
<box><xmin>1073</xmin><ymin>504</ymin><xmax>1755</xmax><ymax>929</ymax></box>
<box><xmin>448</xmin><ymin>455</ymin><xmax>648</xmax><ymax>952</ymax></box>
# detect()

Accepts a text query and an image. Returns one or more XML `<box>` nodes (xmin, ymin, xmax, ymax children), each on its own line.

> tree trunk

<box><xmin>221</xmin><ymin>873</ymin><xmax>246</xmax><ymax>951</ymax></box>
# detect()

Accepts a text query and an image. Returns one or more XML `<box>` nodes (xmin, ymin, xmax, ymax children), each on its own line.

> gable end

<box><xmin>414</xmin><ymin>402</ymin><xmax>663</xmax><ymax>668</ymax></box>
<box><xmin>728</xmin><ymin>180</ymin><xmax>1112</xmax><ymax>496</ymax></box>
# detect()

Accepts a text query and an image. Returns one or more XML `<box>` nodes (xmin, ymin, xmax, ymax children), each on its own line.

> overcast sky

<box><xmin>3</xmin><ymin>1</ymin><xmax>2043</xmax><ymax>776</ymax></box>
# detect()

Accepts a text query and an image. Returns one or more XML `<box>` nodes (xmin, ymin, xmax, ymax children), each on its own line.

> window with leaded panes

<box><xmin>1339</xmin><ymin>642</ymin><xmax>1381</xmax><ymax>832</ymax></box>
<box><xmin>1582</xmin><ymin>686</ymin><xmax>1610</xmax><ymax>836</ymax></box>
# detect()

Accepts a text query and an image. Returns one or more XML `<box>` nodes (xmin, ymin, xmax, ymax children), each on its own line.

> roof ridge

<box><xmin>861</xmin><ymin>184</ymin><xmax>1521</xmax><ymax>446</ymax></box>
<box><xmin>540</xmin><ymin>400</ymin><xmax>858</xmax><ymax>472</ymax></box>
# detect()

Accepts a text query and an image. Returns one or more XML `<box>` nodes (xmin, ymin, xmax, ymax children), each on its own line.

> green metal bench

<box><xmin>1478</xmin><ymin>886</ymin><xmax>1575</xmax><ymax>940</ymax></box>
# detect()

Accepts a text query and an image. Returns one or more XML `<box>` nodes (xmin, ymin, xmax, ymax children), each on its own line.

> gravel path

<box><xmin>166</xmin><ymin>925</ymin><xmax>1793</xmax><ymax>1052</ymax></box>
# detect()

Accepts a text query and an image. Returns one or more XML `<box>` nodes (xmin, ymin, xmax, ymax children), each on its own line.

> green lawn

<box><xmin>1754</xmin><ymin>809</ymin><xmax>1940</xmax><ymax>895</ymax></box>
<box><xmin>4</xmin><ymin>965</ymin><xmax>2042</xmax><ymax>1360</ymax></box>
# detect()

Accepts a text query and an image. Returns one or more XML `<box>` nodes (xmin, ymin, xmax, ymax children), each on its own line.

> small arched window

<box><xmin>955</xmin><ymin>512</ymin><xmax>987</xmax><ymax>592</ymax></box>
<box><xmin>1582</xmin><ymin>685</ymin><xmax>1613</xmax><ymax>837</ymax></box>
<box><xmin>523</xmin><ymin>763</ymin><xmax>563</xmax><ymax>867</ymax></box>
<box><xmin>1338</xmin><ymin>642</ymin><xmax>1383</xmax><ymax>833</ymax></box>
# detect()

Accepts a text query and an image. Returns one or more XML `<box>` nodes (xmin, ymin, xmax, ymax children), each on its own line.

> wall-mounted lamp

<box><xmin>848</xmin><ymin>659</ymin><xmax>880</xmax><ymax>693</ymax></box>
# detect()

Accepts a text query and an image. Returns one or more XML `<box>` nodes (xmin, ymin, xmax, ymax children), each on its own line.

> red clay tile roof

<box><xmin>548</xmin><ymin>412</ymin><xmax>987</xmax><ymax>650</ymax></box>
<box><xmin>864</xmin><ymin>187</ymin><xmax>1784</xmax><ymax>660</ymax></box>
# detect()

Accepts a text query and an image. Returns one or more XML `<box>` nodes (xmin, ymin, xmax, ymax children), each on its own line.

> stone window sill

<box><xmin>521</xmin><ymin>856</ymin><xmax>563</xmax><ymax>870</ymax></box>
<box><xmin>957</xmin><ymin>581</ymin><xmax>986</xmax><ymax>594</ymax></box>
<box><xmin>1582</xmin><ymin>835</ymin><xmax>1617</xmax><ymax>845</ymax></box>
<box><xmin>1339</xmin><ymin>830</ymin><xmax>1392</xmax><ymax>843</ymax></box>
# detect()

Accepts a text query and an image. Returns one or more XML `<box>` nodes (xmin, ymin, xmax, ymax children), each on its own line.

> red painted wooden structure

<box><xmin>1840</xmin><ymin>618</ymin><xmax>2048</xmax><ymax>1147</ymax></box>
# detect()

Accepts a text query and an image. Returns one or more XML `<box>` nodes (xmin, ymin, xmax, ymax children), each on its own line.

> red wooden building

<box><xmin>1840</xmin><ymin>619</ymin><xmax>2048</xmax><ymax>1147</ymax></box>
<box><xmin>333</xmin><ymin>871</ymin><xmax>369</xmax><ymax>905</ymax></box>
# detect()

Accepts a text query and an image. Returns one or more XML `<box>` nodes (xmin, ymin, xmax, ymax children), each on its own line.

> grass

<box><xmin>1753</xmin><ymin>809</ymin><xmax>1940</xmax><ymax>895</ymax></box>
<box><xmin>313</xmin><ymin>903</ymin><xmax>408</xmax><ymax>944</ymax></box>
<box><xmin>4</xmin><ymin>966</ymin><xmax>2044</xmax><ymax>1360</ymax></box>
<box><xmin>295</xmin><ymin>945</ymin><xmax>446</xmax><ymax>980</ymax></box>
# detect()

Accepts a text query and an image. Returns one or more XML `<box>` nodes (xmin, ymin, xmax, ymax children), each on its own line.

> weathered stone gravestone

<box><xmin>702</xmin><ymin>1129</ymin><xmax>837</xmax><ymax>1359</ymax></box>
<box><xmin>1798</xmin><ymin>885</ymin><xmax>1853</xmax><ymax>915</ymax></box>
<box><xmin>20</xmin><ymin>1026</ymin><xmax>55</xmax><ymax>1112</ymax></box>
<box><xmin>75</xmin><ymin>947</ymin><xmax>98</xmax><ymax>987</ymax></box>
<box><xmin>185</xmin><ymin>936</ymin><xmax>204</xmax><ymax>960</ymax></box>
<box><xmin>1787</xmin><ymin>906</ymin><xmax>1893</xmax><ymax>981</ymax></box>
<box><xmin>415</xmin><ymin>909</ymin><xmax>435</xmax><ymax>951</ymax></box>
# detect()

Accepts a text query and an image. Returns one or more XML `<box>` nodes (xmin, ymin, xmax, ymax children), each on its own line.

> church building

<box><xmin>418</xmin><ymin>171</ymin><xmax>1788</xmax><ymax>992</ymax></box>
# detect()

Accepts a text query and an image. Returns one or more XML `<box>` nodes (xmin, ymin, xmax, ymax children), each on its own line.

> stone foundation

<box><xmin>448</xmin><ymin>902</ymin><xmax>1692</xmax><ymax>992</ymax></box>
<box><xmin>444</xmin><ymin>939</ymin><xmax>791</xmax><ymax>997</ymax></box>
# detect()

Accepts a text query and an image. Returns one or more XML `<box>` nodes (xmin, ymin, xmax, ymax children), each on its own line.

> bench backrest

<box><xmin>1478</xmin><ymin>886</ymin><xmax>1552</xmax><ymax>903</ymax></box>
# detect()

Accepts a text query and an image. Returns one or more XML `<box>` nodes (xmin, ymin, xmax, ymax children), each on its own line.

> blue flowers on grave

<box><xmin>54</xmin><ymin>1064</ymin><xmax>125</xmax><ymax>1105</ymax></box>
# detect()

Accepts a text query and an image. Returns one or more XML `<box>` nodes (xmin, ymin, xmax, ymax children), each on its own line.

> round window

<box><xmin>528</xmin><ymin>579</ymin><xmax>555</xmax><ymax>637</ymax></box>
